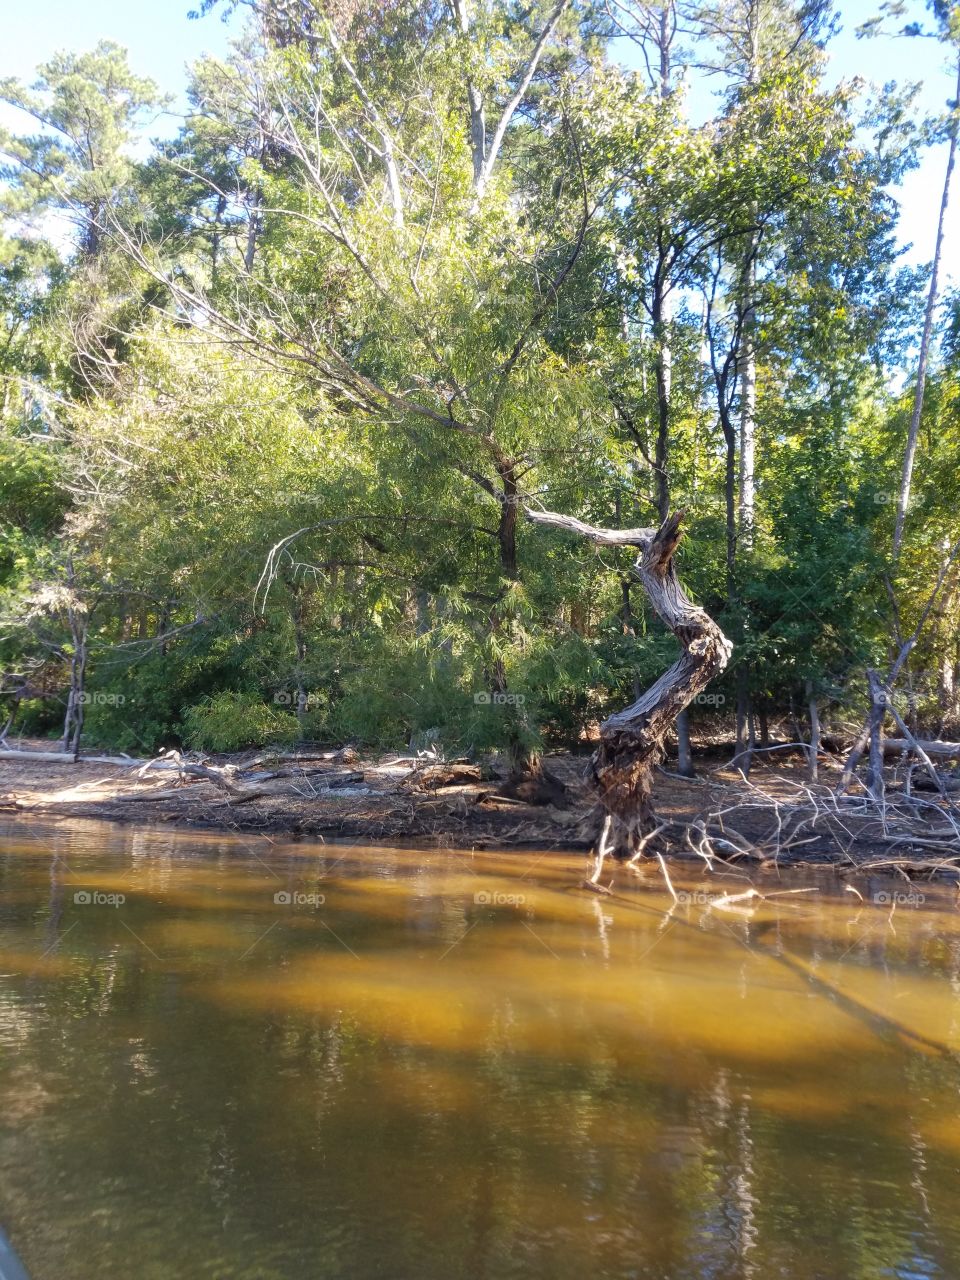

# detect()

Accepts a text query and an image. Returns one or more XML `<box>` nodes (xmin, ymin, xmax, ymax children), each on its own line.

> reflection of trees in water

<box><xmin>0</xmin><ymin>838</ymin><xmax>958</xmax><ymax>1277</ymax></box>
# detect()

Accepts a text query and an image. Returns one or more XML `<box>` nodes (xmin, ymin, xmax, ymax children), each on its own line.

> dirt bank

<box><xmin>2</xmin><ymin>741</ymin><xmax>958</xmax><ymax>877</ymax></box>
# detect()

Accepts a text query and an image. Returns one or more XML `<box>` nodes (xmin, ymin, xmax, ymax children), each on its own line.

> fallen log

<box><xmin>237</xmin><ymin>745</ymin><xmax>359</xmax><ymax>769</ymax></box>
<box><xmin>882</xmin><ymin>739</ymin><xmax>960</xmax><ymax>759</ymax></box>
<box><xmin>1</xmin><ymin>750</ymin><xmax>144</xmax><ymax>766</ymax></box>
<box><xmin>412</xmin><ymin>763</ymin><xmax>482</xmax><ymax>790</ymax></box>
<box><xmin>0</xmin><ymin>749</ymin><xmax>79</xmax><ymax>763</ymax></box>
<box><xmin>225</xmin><ymin>770</ymin><xmax>365</xmax><ymax>803</ymax></box>
<box><xmin>911</xmin><ymin>777</ymin><xmax>960</xmax><ymax>794</ymax></box>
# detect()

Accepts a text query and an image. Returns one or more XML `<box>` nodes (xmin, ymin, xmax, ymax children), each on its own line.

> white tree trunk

<box><xmin>738</xmin><ymin>247</ymin><xmax>757</xmax><ymax>546</ymax></box>
<box><xmin>892</xmin><ymin>55</ymin><xmax>960</xmax><ymax>564</ymax></box>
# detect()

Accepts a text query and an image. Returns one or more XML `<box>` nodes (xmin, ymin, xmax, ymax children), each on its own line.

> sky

<box><xmin>0</xmin><ymin>0</ymin><xmax>956</xmax><ymax>286</ymax></box>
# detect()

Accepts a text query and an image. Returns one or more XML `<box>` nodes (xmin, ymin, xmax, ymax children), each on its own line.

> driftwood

<box><xmin>237</xmin><ymin>746</ymin><xmax>360</xmax><ymax>769</ymax></box>
<box><xmin>0</xmin><ymin>750</ymin><xmax>146</xmax><ymax>766</ymax></box>
<box><xmin>0</xmin><ymin>749</ymin><xmax>81</xmax><ymax>763</ymax></box>
<box><xmin>882</xmin><ymin>738</ymin><xmax>960</xmax><ymax>759</ymax></box>
<box><xmin>87</xmin><ymin>768</ymin><xmax>366</xmax><ymax>807</ymax></box>
<box><xmin>214</xmin><ymin>771</ymin><xmax>365</xmax><ymax>805</ymax></box>
<box><xmin>0</xmin><ymin>745</ymin><xmax>361</xmax><ymax>770</ymax></box>
<box><xmin>697</xmin><ymin>772</ymin><xmax>960</xmax><ymax>867</ymax></box>
<box><xmin>410</xmin><ymin>763</ymin><xmax>483</xmax><ymax>790</ymax></box>
<box><xmin>131</xmin><ymin>751</ymin><xmax>365</xmax><ymax>805</ymax></box>
<box><xmin>527</xmin><ymin>509</ymin><xmax>732</xmax><ymax>860</ymax></box>
<box><xmin>908</xmin><ymin>775</ymin><xmax>960</xmax><ymax>794</ymax></box>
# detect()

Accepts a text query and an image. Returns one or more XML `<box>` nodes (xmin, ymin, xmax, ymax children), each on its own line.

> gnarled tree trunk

<box><xmin>527</xmin><ymin>508</ymin><xmax>732</xmax><ymax>858</ymax></box>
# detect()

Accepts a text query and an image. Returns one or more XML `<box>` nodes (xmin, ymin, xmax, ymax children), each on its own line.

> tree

<box><xmin>106</xmin><ymin>2</ymin><xmax>633</xmax><ymax>775</ymax></box>
<box><xmin>527</xmin><ymin>507</ymin><xmax>731</xmax><ymax>860</ymax></box>
<box><xmin>0</xmin><ymin>42</ymin><xmax>166</xmax><ymax>256</ymax></box>
<box><xmin>856</xmin><ymin>2</ymin><xmax>960</xmax><ymax>564</ymax></box>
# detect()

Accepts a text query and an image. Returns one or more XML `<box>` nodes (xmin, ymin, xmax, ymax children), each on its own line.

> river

<box><xmin>0</xmin><ymin>817</ymin><xmax>958</xmax><ymax>1279</ymax></box>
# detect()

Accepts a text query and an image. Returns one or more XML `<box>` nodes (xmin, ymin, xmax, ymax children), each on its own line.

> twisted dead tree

<box><xmin>527</xmin><ymin>508</ymin><xmax>732</xmax><ymax>864</ymax></box>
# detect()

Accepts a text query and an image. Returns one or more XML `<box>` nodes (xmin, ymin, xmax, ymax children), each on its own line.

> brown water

<box><xmin>1</xmin><ymin>818</ymin><xmax>959</xmax><ymax>1280</ymax></box>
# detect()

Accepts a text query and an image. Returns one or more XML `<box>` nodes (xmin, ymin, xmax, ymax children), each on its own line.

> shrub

<box><xmin>183</xmin><ymin>691</ymin><xmax>299</xmax><ymax>752</ymax></box>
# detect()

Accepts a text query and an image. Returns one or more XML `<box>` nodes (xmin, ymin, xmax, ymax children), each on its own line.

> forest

<box><xmin>1</xmin><ymin>0</ymin><xmax>959</xmax><ymax>855</ymax></box>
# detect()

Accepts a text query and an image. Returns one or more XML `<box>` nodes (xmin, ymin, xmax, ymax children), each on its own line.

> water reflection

<box><xmin>0</xmin><ymin>818</ymin><xmax>959</xmax><ymax>1279</ymax></box>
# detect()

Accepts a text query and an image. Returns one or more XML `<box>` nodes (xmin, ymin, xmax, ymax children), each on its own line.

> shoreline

<box><xmin>2</xmin><ymin>743</ymin><xmax>959</xmax><ymax>880</ymax></box>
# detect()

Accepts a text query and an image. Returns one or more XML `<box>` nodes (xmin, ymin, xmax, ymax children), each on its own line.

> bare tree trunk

<box><xmin>293</xmin><ymin>586</ymin><xmax>308</xmax><ymax>732</ymax></box>
<box><xmin>527</xmin><ymin>509</ymin><xmax>732</xmax><ymax>855</ymax></box>
<box><xmin>940</xmin><ymin>658</ymin><xmax>957</xmax><ymax>736</ymax></box>
<box><xmin>244</xmin><ymin>189</ymin><xmax>262</xmax><ymax>273</ymax></box>
<box><xmin>211</xmin><ymin>192</ymin><xmax>226</xmax><ymax>286</ymax></box>
<box><xmin>652</xmin><ymin>261</ymin><xmax>692</xmax><ymax>767</ymax></box>
<box><xmin>59</xmin><ymin>560</ymin><xmax>88</xmax><ymax>761</ymax></box>
<box><xmin>0</xmin><ymin>698</ymin><xmax>18</xmax><ymax>748</ymax></box>
<box><xmin>676</xmin><ymin>707</ymin><xmax>694</xmax><ymax>777</ymax></box>
<box><xmin>723</xmin><ymin>420</ymin><xmax>737</xmax><ymax>585</ymax></box>
<box><xmin>756</xmin><ymin>695</ymin><xmax>770</xmax><ymax>748</ymax></box>
<box><xmin>497</xmin><ymin>461</ymin><xmax>519</xmax><ymax>579</ymax></box>
<box><xmin>652</xmin><ymin>271</ymin><xmax>672</xmax><ymax>522</ymax></box>
<box><xmin>452</xmin><ymin>1</ymin><xmax>487</xmax><ymax>181</ymax></box>
<box><xmin>472</xmin><ymin>0</ymin><xmax>570</xmax><ymax>203</ymax></box>
<box><xmin>322</xmin><ymin>16</ymin><xmax>405</xmax><ymax>227</ymax></box>
<box><xmin>738</xmin><ymin>250</ymin><xmax>757</xmax><ymax>546</ymax></box>
<box><xmin>489</xmin><ymin>458</ymin><xmax>545</xmax><ymax>783</ymax></box>
<box><xmin>658</xmin><ymin>2</ymin><xmax>674</xmax><ymax>96</ymax></box>
<box><xmin>934</xmin><ymin>550</ymin><xmax>959</xmax><ymax>732</ymax></box>
<box><xmin>61</xmin><ymin>618</ymin><xmax>88</xmax><ymax>760</ymax></box>
<box><xmin>732</xmin><ymin>670</ymin><xmax>753</xmax><ymax>774</ymax></box>
<box><xmin>806</xmin><ymin>679</ymin><xmax>820</xmax><ymax>782</ymax></box>
<box><xmin>892</xmin><ymin>55</ymin><xmax>960</xmax><ymax>565</ymax></box>
<box><xmin>864</xmin><ymin>669</ymin><xmax>886</xmax><ymax>800</ymax></box>
<box><xmin>621</xmin><ymin>577</ymin><xmax>642</xmax><ymax>699</ymax></box>
<box><xmin>737</xmin><ymin>1</ymin><xmax>760</xmax><ymax>545</ymax></box>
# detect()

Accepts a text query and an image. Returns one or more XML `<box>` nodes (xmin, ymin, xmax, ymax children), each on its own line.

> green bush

<box><xmin>183</xmin><ymin>691</ymin><xmax>299</xmax><ymax>753</ymax></box>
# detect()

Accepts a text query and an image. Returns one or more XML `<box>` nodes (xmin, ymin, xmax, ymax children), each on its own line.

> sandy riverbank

<box><xmin>2</xmin><ymin>740</ymin><xmax>958</xmax><ymax>877</ymax></box>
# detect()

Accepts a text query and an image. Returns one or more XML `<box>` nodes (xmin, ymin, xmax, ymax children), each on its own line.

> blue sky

<box><xmin>0</xmin><ymin>0</ymin><xmax>956</xmax><ymax>286</ymax></box>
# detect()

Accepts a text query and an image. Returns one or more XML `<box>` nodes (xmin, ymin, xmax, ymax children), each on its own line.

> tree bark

<box><xmin>731</xmin><ymin>667</ymin><xmax>753</xmax><ymax>774</ymax></box>
<box><xmin>527</xmin><ymin>508</ymin><xmax>732</xmax><ymax>854</ymax></box>
<box><xmin>880</xmin><ymin>738</ymin><xmax>960</xmax><ymax>759</ymax></box>
<box><xmin>756</xmin><ymin>696</ymin><xmax>770</xmax><ymax>748</ymax></box>
<box><xmin>892</xmin><ymin>55</ymin><xmax>960</xmax><ymax>565</ymax></box>
<box><xmin>805</xmin><ymin>679</ymin><xmax>820</xmax><ymax>782</ymax></box>
<box><xmin>738</xmin><ymin>249</ymin><xmax>757</xmax><ymax>546</ymax></box>
<box><xmin>60</xmin><ymin>564</ymin><xmax>88</xmax><ymax>761</ymax></box>
<box><xmin>61</xmin><ymin>622</ymin><xmax>87</xmax><ymax>761</ymax></box>
<box><xmin>451</xmin><ymin>0</ymin><xmax>487</xmax><ymax>182</ymax></box>
<box><xmin>497</xmin><ymin>461</ymin><xmax>519</xmax><ymax>579</ymax></box>
<box><xmin>472</xmin><ymin>0</ymin><xmax>570</xmax><ymax>203</ymax></box>
<box><xmin>864</xmin><ymin>668</ymin><xmax>886</xmax><ymax>800</ymax></box>
<box><xmin>676</xmin><ymin>707</ymin><xmax>694</xmax><ymax>777</ymax></box>
<box><xmin>652</xmin><ymin>268</ymin><xmax>672</xmax><ymax>522</ymax></box>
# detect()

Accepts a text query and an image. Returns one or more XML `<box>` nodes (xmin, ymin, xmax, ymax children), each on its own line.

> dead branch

<box><xmin>528</xmin><ymin>508</ymin><xmax>732</xmax><ymax>861</ymax></box>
